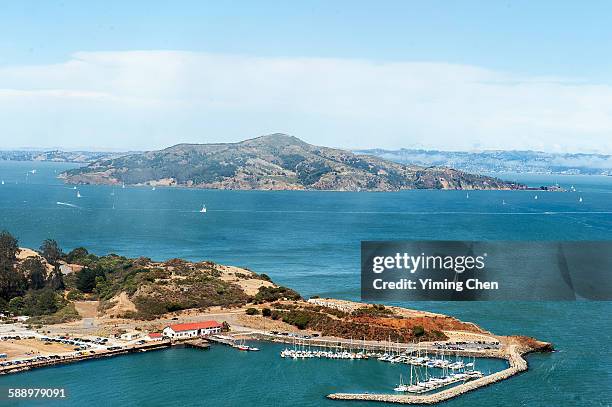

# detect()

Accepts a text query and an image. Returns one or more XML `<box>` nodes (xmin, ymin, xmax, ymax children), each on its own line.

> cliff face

<box><xmin>60</xmin><ymin>133</ymin><xmax>525</xmax><ymax>191</ymax></box>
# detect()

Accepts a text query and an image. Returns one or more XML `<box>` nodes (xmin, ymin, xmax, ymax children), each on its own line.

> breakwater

<box><xmin>327</xmin><ymin>345</ymin><xmax>528</xmax><ymax>404</ymax></box>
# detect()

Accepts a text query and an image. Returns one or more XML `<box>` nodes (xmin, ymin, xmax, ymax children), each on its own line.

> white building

<box><xmin>162</xmin><ymin>321</ymin><xmax>222</xmax><ymax>339</ymax></box>
<box><xmin>119</xmin><ymin>331</ymin><xmax>142</xmax><ymax>341</ymax></box>
<box><xmin>145</xmin><ymin>332</ymin><xmax>164</xmax><ymax>341</ymax></box>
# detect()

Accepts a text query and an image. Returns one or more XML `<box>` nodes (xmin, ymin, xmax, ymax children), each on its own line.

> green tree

<box><xmin>8</xmin><ymin>296</ymin><xmax>24</xmax><ymax>314</ymax></box>
<box><xmin>0</xmin><ymin>230</ymin><xmax>18</xmax><ymax>268</ymax></box>
<box><xmin>246</xmin><ymin>307</ymin><xmax>259</xmax><ymax>315</ymax></box>
<box><xmin>66</xmin><ymin>247</ymin><xmax>89</xmax><ymax>263</ymax></box>
<box><xmin>20</xmin><ymin>258</ymin><xmax>46</xmax><ymax>290</ymax></box>
<box><xmin>76</xmin><ymin>268</ymin><xmax>104</xmax><ymax>293</ymax></box>
<box><xmin>0</xmin><ymin>261</ymin><xmax>27</xmax><ymax>301</ymax></box>
<box><xmin>40</xmin><ymin>239</ymin><xmax>63</xmax><ymax>267</ymax></box>
<box><xmin>262</xmin><ymin>307</ymin><xmax>272</xmax><ymax>317</ymax></box>
<box><xmin>47</xmin><ymin>269</ymin><xmax>65</xmax><ymax>291</ymax></box>
<box><xmin>22</xmin><ymin>288</ymin><xmax>60</xmax><ymax>316</ymax></box>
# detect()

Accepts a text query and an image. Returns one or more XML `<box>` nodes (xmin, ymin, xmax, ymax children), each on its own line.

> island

<box><xmin>59</xmin><ymin>134</ymin><xmax>526</xmax><ymax>191</ymax></box>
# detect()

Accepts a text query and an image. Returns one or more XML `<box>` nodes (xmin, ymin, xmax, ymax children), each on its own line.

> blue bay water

<box><xmin>0</xmin><ymin>161</ymin><xmax>611</xmax><ymax>406</ymax></box>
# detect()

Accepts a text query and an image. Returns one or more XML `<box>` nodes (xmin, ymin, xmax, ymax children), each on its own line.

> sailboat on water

<box><xmin>394</xmin><ymin>374</ymin><xmax>408</xmax><ymax>392</ymax></box>
<box><xmin>579</xmin><ymin>197</ymin><xmax>583</xmax><ymax>203</ymax></box>
<box><xmin>234</xmin><ymin>338</ymin><xmax>259</xmax><ymax>351</ymax></box>
<box><xmin>200</xmin><ymin>204</ymin><xmax>207</xmax><ymax>213</ymax></box>
<box><xmin>534</xmin><ymin>194</ymin><xmax>538</xmax><ymax>200</ymax></box>
<box><xmin>77</xmin><ymin>191</ymin><xmax>82</xmax><ymax>198</ymax></box>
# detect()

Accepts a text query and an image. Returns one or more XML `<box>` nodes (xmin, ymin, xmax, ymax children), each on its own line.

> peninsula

<box><xmin>0</xmin><ymin>233</ymin><xmax>552</xmax><ymax>404</ymax></box>
<box><xmin>59</xmin><ymin>134</ymin><xmax>525</xmax><ymax>191</ymax></box>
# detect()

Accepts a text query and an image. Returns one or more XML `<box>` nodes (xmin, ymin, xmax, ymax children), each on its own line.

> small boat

<box><xmin>77</xmin><ymin>191</ymin><xmax>82</xmax><ymax>198</ymax></box>
<box><xmin>122</xmin><ymin>183</ymin><xmax>126</xmax><ymax>189</ymax></box>
<box><xmin>1</xmin><ymin>180</ymin><xmax>4</xmax><ymax>185</ymax></box>
<box><xmin>200</xmin><ymin>204</ymin><xmax>207</xmax><ymax>213</ymax></box>
<box><xmin>151</xmin><ymin>186</ymin><xmax>156</xmax><ymax>191</ymax></box>
<box><xmin>466</xmin><ymin>192</ymin><xmax>469</xmax><ymax>199</ymax></box>
<box><xmin>394</xmin><ymin>374</ymin><xmax>408</xmax><ymax>392</ymax></box>
<box><xmin>73</xmin><ymin>186</ymin><xmax>77</xmax><ymax>190</ymax></box>
<box><xmin>234</xmin><ymin>338</ymin><xmax>259</xmax><ymax>351</ymax></box>
<box><xmin>534</xmin><ymin>195</ymin><xmax>538</xmax><ymax>200</ymax></box>
<box><xmin>29</xmin><ymin>169</ymin><xmax>37</xmax><ymax>174</ymax></box>
<box><xmin>579</xmin><ymin>197</ymin><xmax>583</xmax><ymax>203</ymax></box>
<box><xmin>502</xmin><ymin>200</ymin><xmax>506</xmax><ymax>205</ymax></box>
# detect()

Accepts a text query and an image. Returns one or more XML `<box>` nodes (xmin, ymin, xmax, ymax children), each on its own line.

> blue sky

<box><xmin>1</xmin><ymin>1</ymin><xmax>612</xmax><ymax>152</ymax></box>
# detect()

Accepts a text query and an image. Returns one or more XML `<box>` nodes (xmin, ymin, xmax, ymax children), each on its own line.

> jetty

<box><xmin>182</xmin><ymin>339</ymin><xmax>211</xmax><ymax>350</ymax></box>
<box><xmin>327</xmin><ymin>345</ymin><xmax>528</xmax><ymax>404</ymax></box>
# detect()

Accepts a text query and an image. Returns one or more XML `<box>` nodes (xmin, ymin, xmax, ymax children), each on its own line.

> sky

<box><xmin>1</xmin><ymin>1</ymin><xmax>612</xmax><ymax>153</ymax></box>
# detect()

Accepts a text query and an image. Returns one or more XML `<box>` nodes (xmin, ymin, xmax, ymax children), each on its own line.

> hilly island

<box><xmin>60</xmin><ymin>134</ymin><xmax>524</xmax><ymax>191</ymax></box>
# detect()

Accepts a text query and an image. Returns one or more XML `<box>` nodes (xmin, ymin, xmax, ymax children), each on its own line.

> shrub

<box><xmin>28</xmin><ymin>303</ymin><xmax>79</xmax><ymax>325</ymax></box>
<box><xmin>246</xmin><ymin>307</ymin><xmax>259</xmax><ymax>315</ymax></box>
<box><xmin>66</xmin><ymin>290</ymin><xmax>84</xmax><ymax>301</ymax></box>
<box><xmin>254</xmin><ymin>286</ymin><xmax>301</xmax><ymax>303</ymax></box>
<box><xmin>412</xmin><ymin>325</ymin><xmax>425</xmax><ymax>337</ymax></box>
<box><xmin>262</xmin><ymin>307</ymin><xmax>271</xmax><ymax>317</ymax></box>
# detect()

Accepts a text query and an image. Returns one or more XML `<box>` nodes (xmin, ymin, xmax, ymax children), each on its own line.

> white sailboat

<box><xmin>151</xmin><ymin>186</ymin><xmax>156</xmax><ymax>191</ymax></box>
<box><xmin>1</xmin><ymin>180</ymin><xmax>4</xmax><ymax>185</ymax></box>
<box><xmin>394</xmin><ymin>374</ymin><xmax>408</xmax><ymax>392</ymax></box>
<box><xmin>579</xmin><ymin>197</ymin><xmax>583</xmax><ymax>203</ymax></box>
<box><xmin>77</xmin><ymin>191</ymin><xmax>82</xmax><ymax>198</ymax></box>
<box><xmin>466</xmin><ymin>192</ymin><xmax>469</xmax><ymax>199</ymax></box>
<box><xmin>534</xmin><ymin>194</ymin><xmax>538</xmax><ymax>200</ymax></box>
<box><xmin>502</xmin><ymin>200</ymin><xmax>506</xmax><ymax>205</ymax></box>
<box><xmin>200</xmin><ymin>204</ymin><xmax>207</xmax><ymax>213</ymax></box>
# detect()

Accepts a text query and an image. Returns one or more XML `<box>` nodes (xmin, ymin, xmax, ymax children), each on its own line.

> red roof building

<box><xmin>162</xmin><ymin>320</ymin><xmax>222</xmax><ymax>339</ymax></box>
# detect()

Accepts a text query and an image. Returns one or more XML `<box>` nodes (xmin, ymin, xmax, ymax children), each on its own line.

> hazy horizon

<box><xmin>3</xmin><ymin>133</ymin><xmax>612</xmax><ymax>157</ymax></box>
<box><xmin>2</xmin><ymin>2</ymin><xmax>612</xmax><ymax>153</ymax></box>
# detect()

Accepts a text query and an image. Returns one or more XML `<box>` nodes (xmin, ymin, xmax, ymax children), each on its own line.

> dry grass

<box><xmin>0</xmin><ymin>339</ymin><xmax>75</xmax><ymax>360</ymax></box>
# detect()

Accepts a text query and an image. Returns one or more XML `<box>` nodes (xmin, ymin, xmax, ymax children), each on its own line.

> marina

<box><xmin>277</xmin><ymin>336</ymin><xmax>493</xmax><ymax>395</ymax></box>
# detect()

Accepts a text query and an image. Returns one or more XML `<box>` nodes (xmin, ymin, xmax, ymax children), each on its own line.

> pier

<box><xmin>326</xmin><ymin>345</ymin><xmax>528</xmax><ymax>404</ymax></box>
<box><xmin>0</xmin><ymin>341</ymin><xmax>172</xmax><ymax>375</ymax></box>
<box><xmin>181</xmin><ymin>339</ymin><xmax>211</xmax><ymax>350</ymax></box>
<box><xmin>250</xmin><ymin>331</ymin><xmax>501</xmax><ymax>358</ymax></box>
<box><xmin>207</xmin><ymin>335</ymin><xmax>238</xmax><ymax>347</ymax></box>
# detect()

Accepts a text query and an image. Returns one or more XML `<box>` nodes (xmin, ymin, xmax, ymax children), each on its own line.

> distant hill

<box><xmin>0</xmin><ymin>150</ymin><xmax>129</xmax><ymax>163</ymax></box>
<box><xmin>59</xmin><ymin>134</ymin><xmax>523</xmax><ymax>191</ymax></box>
<box><xmin>356</xmin><ymin>148</ymin><xmax>612</xmax><ymax>176</ymax></box>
